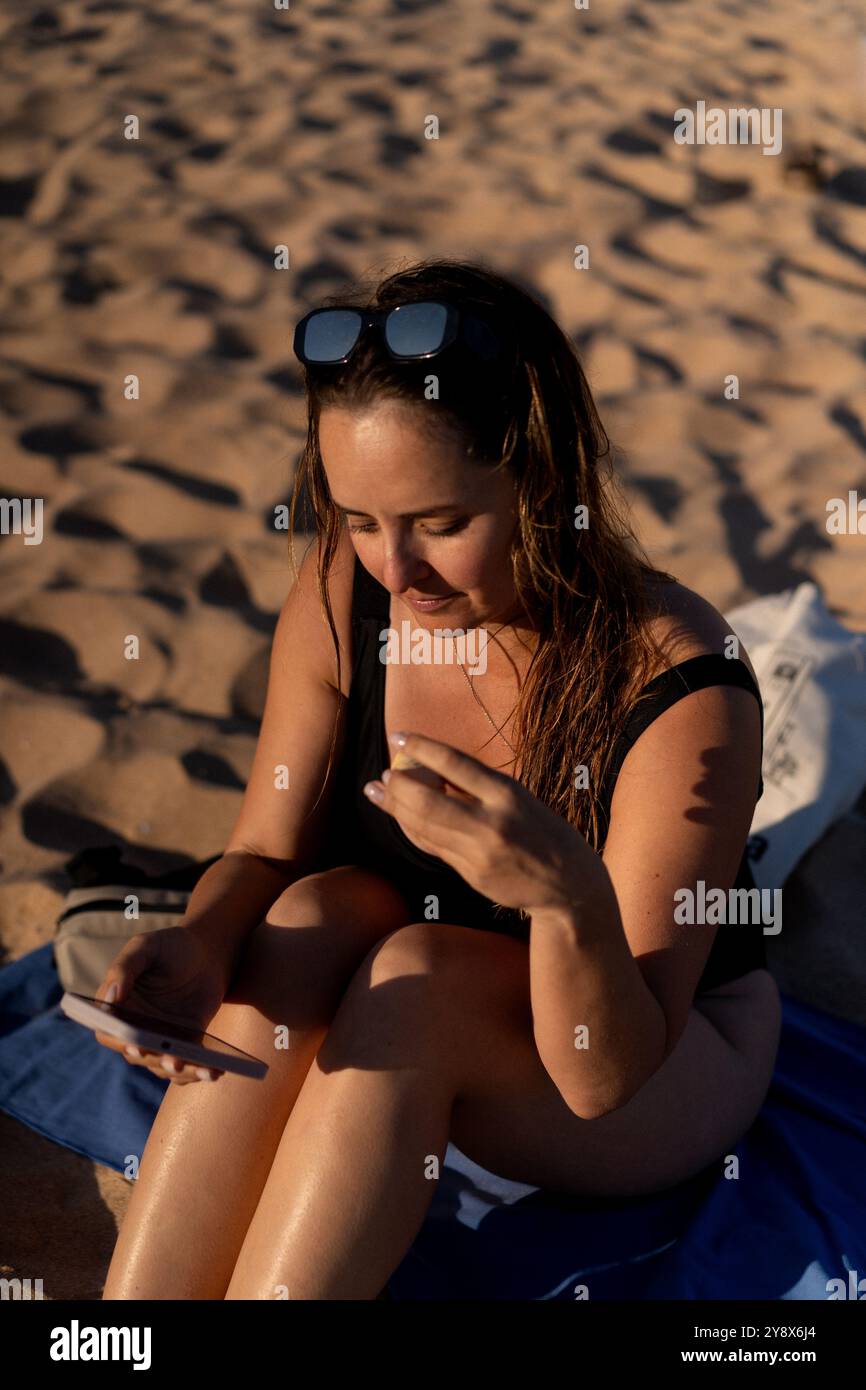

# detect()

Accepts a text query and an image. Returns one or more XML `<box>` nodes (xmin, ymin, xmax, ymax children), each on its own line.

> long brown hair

<box><xmin>289</xmin><ymin>256</ymin><xmax>675</xmax><ymax>868</ymax></box>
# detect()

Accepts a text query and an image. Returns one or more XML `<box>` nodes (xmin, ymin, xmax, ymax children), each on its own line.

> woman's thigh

<box><xmin>412</xmin><ymin>927</ymin><xmax>783</xmax><ymax>1199</ymax></box>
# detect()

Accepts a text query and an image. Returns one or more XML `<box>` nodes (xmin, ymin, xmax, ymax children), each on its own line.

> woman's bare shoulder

<box><xmin>288</xmin><ymin>526</ymin><xmax>357</xmax><ymax>699</ymax></box>
<box><xmin>641</xmin><ymin>576</ymin><xmax>759</xmax><ymax>687</ymax></box>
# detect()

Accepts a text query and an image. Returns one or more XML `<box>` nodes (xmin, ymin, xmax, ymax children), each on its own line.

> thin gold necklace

<box><xmin>395</xmin><ymin>595</ymin><xmax>525</xmax><ymax>757</ymax></box>
<box><xmin>452</xmin><ymin>623</ymin><xmax>520</xmax><ymax>757</ymax></box>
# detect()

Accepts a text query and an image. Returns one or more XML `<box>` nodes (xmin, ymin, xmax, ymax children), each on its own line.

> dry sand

<box><xmin>1</xmin><ymin>0</ymin><xmax>865</xmax><ymax>1298</ymax></box>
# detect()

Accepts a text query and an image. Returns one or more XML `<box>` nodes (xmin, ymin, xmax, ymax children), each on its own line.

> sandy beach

<box><xmin>1</xmin><ymin>0</ymin><xmax>865</xmax><ymax>1298</ymax></box>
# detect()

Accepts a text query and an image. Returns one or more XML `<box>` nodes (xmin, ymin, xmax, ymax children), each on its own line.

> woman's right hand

<box><xmin>93</xmin><ymin>925</ymin><xmax>234</xmax><ymax>1084</ymax></box>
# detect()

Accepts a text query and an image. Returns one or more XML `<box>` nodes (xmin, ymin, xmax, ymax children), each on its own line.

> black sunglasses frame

<box><xmin>292</xmin><ymin>300</ymin><xmax>505</xmax><ymax>367</ymax></box>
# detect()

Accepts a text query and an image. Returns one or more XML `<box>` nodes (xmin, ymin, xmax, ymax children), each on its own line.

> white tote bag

<box><xmin>724</xmin><ymin>583</ymin><xmax>866</xmax><ymax>891</ymax></box>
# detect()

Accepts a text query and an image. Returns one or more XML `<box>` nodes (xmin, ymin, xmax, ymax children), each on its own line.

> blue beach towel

<box><xmin>0</xmin><ymin>942</ymin><xmax>863</xmax><ymax>1301</ymax></box>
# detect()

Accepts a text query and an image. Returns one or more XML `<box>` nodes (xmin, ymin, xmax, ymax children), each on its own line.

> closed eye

<box><xmin>347</xmin><ymin>518</ymin><xmax>469</xmax><ymax>537</ymax></box>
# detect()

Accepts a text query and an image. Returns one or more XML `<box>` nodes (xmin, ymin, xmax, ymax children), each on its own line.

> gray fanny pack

<box><xmin>52</xmin><ymin>848</ymin><xmax>220</xmax><ymax>996</ymax></box>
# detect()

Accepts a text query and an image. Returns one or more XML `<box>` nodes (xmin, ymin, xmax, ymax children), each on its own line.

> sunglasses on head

<box><xmin>292</xmin><ymin>299</ymin><xmax>507</xmax><ymax>367</ymax></box>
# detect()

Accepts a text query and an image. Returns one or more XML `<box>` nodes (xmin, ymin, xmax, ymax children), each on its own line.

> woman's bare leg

<box><xmin>102</xmin><ymin>866</ymin><xmax>410</xmax><ymax>1300</ymax></box>
<box><xmin>225</xmin><ymin>922</ymin><xmax>461</xmax><ymax>1301</ymax></box>
<box><xmin>225</xmin><ymin>925</ymin><xmax>781</xmax><ymax>1300</ymax></box>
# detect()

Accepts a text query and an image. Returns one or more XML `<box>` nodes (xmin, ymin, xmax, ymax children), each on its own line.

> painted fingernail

<box><xmin>195</xmin><ymin>1068</ymin><xmax>215</xmax><ymax>1081</ymax></box>
<box><xmin>125</xmin><ymin>1045</ymin><xmax>142</xmax><ymax>1058</ymax></box>
<box><xmin>387</xmin><ymin>731</ymin><xmax>408</xmax><ymax>748</ymax></box>
<box><xmin>106</xmin><ymin>982</ymin><xmax>118</xmax><ymax>1003</ymax></box>
<box><xmin>381</xmin><ymin>769</ymin><xmax>392</xmax><ymax>784</ymax></box>
<box><xmin>363</xmin><ymin>782</ymin><xmax>384</xmax><ymax>802</ymax></box>
<box><xmin>162</xmin><ymin>1054</ymin><xmax>181</xmax><ymax>1071</ymax></box>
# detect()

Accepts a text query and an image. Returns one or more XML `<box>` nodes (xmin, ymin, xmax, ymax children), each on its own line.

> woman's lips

<box><xmin>403</xmin><ymin>592</ymin><xmax>459</xmax><ymax>611</ymax></box>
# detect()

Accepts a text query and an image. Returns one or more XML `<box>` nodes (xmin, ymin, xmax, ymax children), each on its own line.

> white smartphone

<box><xmin>60</xmin><ymin>992</ymin><xmax>268</xmax><ymax>1080</ymax></box>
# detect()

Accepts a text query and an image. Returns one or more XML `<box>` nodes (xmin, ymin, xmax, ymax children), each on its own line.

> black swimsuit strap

<box><xmin>604</xmin><ymin>653</ymin><xmax>765</xmax><ymax>804</ymax></box>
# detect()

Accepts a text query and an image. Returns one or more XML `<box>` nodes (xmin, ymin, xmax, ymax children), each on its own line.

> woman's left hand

<box><xmin>363</xmin><ymin>731</ymin><xmax>589</xmax><ymax>915</ymax></box>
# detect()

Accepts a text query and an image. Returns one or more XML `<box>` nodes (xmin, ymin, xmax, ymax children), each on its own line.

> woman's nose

<box><xmin>381</xmin><ymin>549</ymin><xmax>430</xmax><ymax>593</ymax></box>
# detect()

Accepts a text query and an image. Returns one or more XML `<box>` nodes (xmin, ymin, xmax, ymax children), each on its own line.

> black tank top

<box><xmin>327</xmin><ymin>555</ymin><xmax>768</xmax><ymax>996</ymax></box>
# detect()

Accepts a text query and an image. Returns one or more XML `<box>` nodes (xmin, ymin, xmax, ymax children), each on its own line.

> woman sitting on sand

<box><xmin>96</xmin><ymin>257</ymin><xmax>781</xmax><ymax>1300</ymax></box>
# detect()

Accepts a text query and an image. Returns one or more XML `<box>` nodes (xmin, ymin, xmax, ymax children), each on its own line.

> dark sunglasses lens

<box><xmin>384</xmin><ymin>302</ymin><xmax>448</xmax><ymax>357</ymax></box>
<box><xmin>301</xmin><ymin>310</ymin><xmax>363</xmax><ymax>362</ymax></box>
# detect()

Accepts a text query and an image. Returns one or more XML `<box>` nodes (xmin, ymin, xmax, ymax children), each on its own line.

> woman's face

<box><xmin>318</xmin><ymin>402</ymin><xmax>535</xmax><ymax>638</ymax></box>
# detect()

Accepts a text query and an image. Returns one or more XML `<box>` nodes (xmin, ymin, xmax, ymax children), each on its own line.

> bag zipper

<box><xmin>56</xmin><ymin>898</ymin><xmax>188</xmax><ymax>925</ymax></box>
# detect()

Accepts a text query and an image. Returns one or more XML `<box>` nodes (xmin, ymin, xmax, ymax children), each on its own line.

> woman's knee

<box><xmin>363</xmin><ymin>919</ymin><xmax>527</xmax><ymax>990</ymax></box>
<box><xmin>265</xmin><ymin>864</ymin><xmax>411</xmax><ymax>934</ymax></box>
<box><xmin>314</xmin><ymin>922</ymin><xmax>459</xmax><ymax>1074</ymax></box>
<box><xmin>315</xmin><ymin>921</ymin><xmax>534</xmax><ymax>1093</ymax></box>
<box><xmin>224</xmin><ymin>865</ymin><xmax>412</xmax><ymax>1020</ymax></box>
<box><xmin>347</xmin><ymin>922</ymin><xmax>525</xmax><ymax>1034</ymax></box>
<box><xmin>324</xmin><ymin>923</ymin><xmax>448</xmax><ymax>1033</ymax></box>
<box><xmin>363</xmin><ymin>918</ymin><xmax>432</xmax><ymax>966</ymax></box>
<box><xmin>358</xmin><ymin>920</ymin><xmax>487</xmax><ymax>994</ymax></box>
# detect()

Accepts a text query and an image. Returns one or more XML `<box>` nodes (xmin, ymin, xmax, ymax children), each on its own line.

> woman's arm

<box><xmin>177</xmin><ymin>535</ymin><xmax>356</xmax><ymax>979</ymax></box>
<box><xmin>528</xmin><ymin>853</ymin><xmax>668</xmax><ymax>1121</ymax></box>
<box><xmin>528</xmin><ymin>682</ymin><xmax>762</xmax><ymax>1120</ymax></box>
